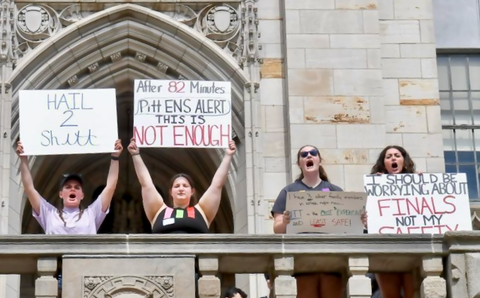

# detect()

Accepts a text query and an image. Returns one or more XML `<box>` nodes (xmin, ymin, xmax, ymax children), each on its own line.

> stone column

<box><xmin>273</xmin><ymin>256</ymin><xmax>296</xmax><ymax>298</ymax></box>
<box><xmin>421</xmin><ymin>256</ymin><xmax>446</xmax><ymax>298</ymax></box>
<box><xmin>198</xmin><ymin>256</ymin><xmax>221</xmax><ymax>298</ymax></box>
<box><xmin>35</xmin><ymin>258</ymin><xmax>58</xmax><ymax>298</ymax></box>
<box><xmin>347</xmin><ymin>256</ymin><xmax>371</xmax><ymax>298</ymax></box>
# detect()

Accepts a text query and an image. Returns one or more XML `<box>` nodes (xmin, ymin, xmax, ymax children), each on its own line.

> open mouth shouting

<box><xmin>390</xmin><ymin>161</ymin><xmax>401</xmax><ymax>173</ymax></box>
<box><xmin>306</xmin><ymin>159</ymin><xmax>315</xmax><ymax>169</ymax></box>
<box><xmin>68</xmin><ymin>193</ymin><xmax>77</xmax><ymax>201</ymax></box>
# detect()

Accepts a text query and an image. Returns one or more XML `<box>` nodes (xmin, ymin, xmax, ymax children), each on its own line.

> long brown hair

<box><xmin>168</xmin><ymin>173</ymin><xmax>197</xmax><ymax>207</ymax></box>
<box><xmin>295</xmin><ymin>145</ymin><xmax>329</xmax><ymax>182</ymax></box>
<box><xmin>371</xmin><ymin>145</ymin><xmax>416</xmax><ymax>174</ymax></box>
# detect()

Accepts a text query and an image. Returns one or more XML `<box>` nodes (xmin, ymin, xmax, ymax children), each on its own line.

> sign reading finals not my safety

<box><xmin>133</xmin><ymin>79</ymin><xmax>232</xmax><ymax>148</ymax></box>
<box><xmin>364</xmin><ymin>173</ymin><xmax>472</xmax><ymax>234</ymax></box>
<box><xmin>19</xmin><ymin>89</ymin><xmax>118</xmax><ymax>156</ymax></box>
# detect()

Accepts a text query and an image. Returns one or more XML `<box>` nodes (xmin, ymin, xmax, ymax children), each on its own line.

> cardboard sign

<box><xmin>286</xmin><ymin>191</ymin><xmax>367</xmax><ymax>234</ymax></box>
<box><xmin>133</xmin><ymin>80</ymin><xmax>232</xmax><ymax>148</ymax></box>
<box><xmin>364</xmin><ymin>173</ymin><xmax>472</xmax><ymax>234</ymax></box>
<box><xmin>19</xmin><ymin>89</ymin><xmax>118</xmax><ymax>156</ymax></box>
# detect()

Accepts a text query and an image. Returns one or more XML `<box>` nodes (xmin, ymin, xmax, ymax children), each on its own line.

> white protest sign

<box><xmin>364</xmin><ymin>173</ymin><xmax>472</xmax><ymax>234</ymax></box>
<box><xmin>286</xmin><ymin>191</ymin><xmax>367</xmax><ymax>234</ymax></box>
<box><xmin>19</xmin><ymin>89</ymin><xmax>118</xmax><ymax>156</ymax></box>
<box><xmin>133</xmin><ymin>79</ymin><xmax>232</xmax><ymax>148</ymax></box>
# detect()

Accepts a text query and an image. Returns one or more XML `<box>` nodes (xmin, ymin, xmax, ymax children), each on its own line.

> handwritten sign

<box><xmin>364</xmin><ymin>173</ymin><xmax>472</xmax><ymax>234</ymax></box>
<box><xmin>133</xmin><ymin>80</ymin><xmax>232</xmax><ymax>148</ymax></box>
<box><xmin>286</xmin><ymin>191</ymin><xmax>367</xmax><ymax>234</ymax></box>
<box><xmin>19</xmin><ymin>89</ymin><xmax>118</xmax><ymax>156</ymax></box>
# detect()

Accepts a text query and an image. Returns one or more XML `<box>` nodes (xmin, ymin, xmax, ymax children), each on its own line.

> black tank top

<box><xmin>152</xmin><ymin>206</ymin><xmax>209</xmax><ymax>234</ymax></box>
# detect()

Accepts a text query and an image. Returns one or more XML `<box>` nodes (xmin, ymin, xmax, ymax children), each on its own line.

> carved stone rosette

<box><xmin>83</xmin><ymin>275</ymin><xmax>174</xmax><ymax>298</ymax></box>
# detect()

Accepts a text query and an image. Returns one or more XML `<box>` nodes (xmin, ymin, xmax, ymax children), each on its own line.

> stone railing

<box><xmin>0</xmin><ymin>233</ymin><xmax>479</xmax><ymax>298</ymax></box>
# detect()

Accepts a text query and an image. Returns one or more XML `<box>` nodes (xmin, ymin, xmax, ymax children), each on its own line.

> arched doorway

<box><xmin>8</xmin><ymin>4</ymin><xmax>248</xmax><ymax>235</ymax></box>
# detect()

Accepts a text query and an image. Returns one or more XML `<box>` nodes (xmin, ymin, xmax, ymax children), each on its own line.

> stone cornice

<box><xmin>0</xmin><ymin>234</ymin><xmax>447</xmax><ymax>256</ymax></box>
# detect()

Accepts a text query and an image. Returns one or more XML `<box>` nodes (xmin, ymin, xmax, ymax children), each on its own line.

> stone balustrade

<box><xmin>0</xmin><ymin>232</ymin><xmax>479</xmax><ymax>298</ymax></box>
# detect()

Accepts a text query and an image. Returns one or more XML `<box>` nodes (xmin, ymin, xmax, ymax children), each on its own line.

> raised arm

<box><xmin>127</xmin><ymin>138</ymin><xmax>164</xmax><ymax>223</ymax></box>
<box><xmin>98</xmin><ymin>139</ymin><xmax>123</xmax><ymax>212</ymax></box>
<box><xmin>198</xmin><ymin>141</ymin><xmax>236</xmax><ymax>225</ymax></box>
<box><xmin>16</xmin><ymin>142</ymin><xmax>41</xmax><ymax>215</ymax></box>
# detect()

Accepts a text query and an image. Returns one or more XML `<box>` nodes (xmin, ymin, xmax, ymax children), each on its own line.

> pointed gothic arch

<box><xmin>7</xmin><ymin>4</ymin><xmax>248</xmax><ymax>234</ymax></box>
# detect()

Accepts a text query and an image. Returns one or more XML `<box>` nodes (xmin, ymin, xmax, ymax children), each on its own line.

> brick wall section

<box><xmin>379</xmin><ymin>0</ymin><xmax>445</xmax><ymax>173</ymax></box>
<box><xmin>282</xmin><ymin>0</ymin><xmax>386</xmax><ymax>191</ymax></box>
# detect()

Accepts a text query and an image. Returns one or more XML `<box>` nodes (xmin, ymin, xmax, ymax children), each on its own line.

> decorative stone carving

<box><xmin>110</xmin><ymin>52</ymin><xmax>122</xmax><ymax>62</ymax></box>
<box><xmin>135</xmin><ymin>52</ymin><xmax>146</xmax><ymax>63</ymax></box>
<box><xmin>15</xmin><ymin>4</ymin><xmax>91</xmax><ymax>59</ymax></box>
<box><xmin>237</xmin><ymin>0</ymin><xmax>261</xmax><ymax>68</ymax></box>
<box><xmin>67</xmin><ymin>75</ymin><xmax>78</xmax><ymax>86</ymax></box>
<box><xmin>88</xmin><ymin>62</ymin><xmax>99</xmax><ymax>73</ymax></box>
<box><xmin>83</xmin><ymin>275</ymin><xmax>174</xmax><ymax>298</ymax></box>
<box><xmin>0</xmin><ymin>0</ymin><xmax>19</xmax><ymax>65</ymax></box>
<box><xmin>157</xmin><ymin>62</ymin><xmax>169</xmax><ymax>73</ymax></box>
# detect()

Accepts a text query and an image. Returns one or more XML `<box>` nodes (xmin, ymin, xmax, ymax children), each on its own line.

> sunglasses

<box><xmin>300</xmin><ymin>149</ymin><xmax>319</xmax><ymax>158</ymax></box>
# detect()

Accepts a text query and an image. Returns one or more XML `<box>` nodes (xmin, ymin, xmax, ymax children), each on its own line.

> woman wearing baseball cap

<box><xmin>15</xmin><ymin>139</ymin><xmax>123</xmax><ymax>234</ymax></box>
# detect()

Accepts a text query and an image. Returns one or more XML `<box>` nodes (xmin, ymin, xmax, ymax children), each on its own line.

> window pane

<box><xmin>452</xmin><ymin>92</ymin><xmax>472</xmax><ymax>125</ymax></box>
<box><xmin>456</xmin><ymin>129</ymin><xmax>474</xmax><ymax>151</ymax></box>
<box><xmin>437</xmin><ymin>56</ymin><xmax>450</xmax><ymax>91</ymax></box>
<box><xmin>473</xmin><ymin>92</ymin><xmax>480</xmax><ymax>125</ymax></box>
<box><xmin>444</xmin><ymin>151</ymin><xmax>457</xmax><ymax>165</ymax></box>
<box><xmin>459</xmin><ymin>164</ymin><xmax>479</xmax><ymax>199</ymax></box>
<box><xmin>469</xmin><ymin>56</ymin><xmax>480</xmax><ymax>90</ymax></box>
<box><xmin>457</xmin><ymin>151</ymin><xmax>475</xmax><ymax>164</ymax></box>
<box><xmin>440</xmin><ymin>92</ymin><xmax>454</xmax><ymax>125</ymax></box>
<box><xmin>443</xmin><ymin>130</ymin><xmax>455</xmax><ymax>151</ymax></box>
<box><xmin>450</xmin><ymin>56</ymin><xmax>468</xmax><ymax>90</ymax></box>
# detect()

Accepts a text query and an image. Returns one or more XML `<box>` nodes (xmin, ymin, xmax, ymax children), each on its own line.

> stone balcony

<box><xmin>0</xmin><ymin>233</ymin><xmax>479</xmax><ymax>298</ymax></box>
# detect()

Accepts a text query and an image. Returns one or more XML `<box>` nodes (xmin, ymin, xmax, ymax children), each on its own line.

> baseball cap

<box><xmin>59</xmin><ymin>173</ymin><xmax>83</xmax><ymax>189</ymax></box>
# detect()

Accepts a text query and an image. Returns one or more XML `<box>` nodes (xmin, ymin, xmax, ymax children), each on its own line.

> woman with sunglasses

<box><xmin>271</xmin><ymin>145</ymin><xmax>367</xmax><ymax>298</ymax></box>
<box><xmin>15</xmin><ymin>139</ymin><xmax>123</xmax><ymax>234</ymax></box>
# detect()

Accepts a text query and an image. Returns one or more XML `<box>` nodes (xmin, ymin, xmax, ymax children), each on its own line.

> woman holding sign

<box><xmin>370</xmin><ymin>145</ymin><xmax>416</xmax><ymax>298</ymax></box>
<box><xmin>127</xmin><ymin>138</ymin><xmax>236</xmax><ymax>234</ymax></box>
<box><xmin>271</xmin><ymin>145</ymin><xmax>367</xmax><ymax>298</ymax></box>
<box><xmin>16</xmin><ymin>139</ymin><xmax>123</xmax><ymax>234</ymax></box>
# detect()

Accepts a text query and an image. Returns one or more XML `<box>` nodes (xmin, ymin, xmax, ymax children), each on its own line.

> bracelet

<box><xmin>132</xmin><ymin>153</ymin><xmax>140</xmax><ymax>156</ymax></box>
<box><xmin>111</xmin><ymin>155</ymin><xmax>120</xmax><ymax>161</ymax></box>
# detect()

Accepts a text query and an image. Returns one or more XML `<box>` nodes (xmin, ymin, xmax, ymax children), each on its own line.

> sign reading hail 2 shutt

<box><xmin>19</xmin><ymin>89</ymin><xmax>118</xmax><ymax>156</ymax></box>
<box><xmin>364</xmin><ymin>173</ymin><xmax>472</xmax><ymax>234</ymax></box>
<box><xmin>133</xmin><ymin>80</ymin><xmax>232</xmax><ymax>148</ymax></box>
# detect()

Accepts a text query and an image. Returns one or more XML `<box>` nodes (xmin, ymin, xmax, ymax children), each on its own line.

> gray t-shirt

<box><xmin>271</xmin><ymin>180</ymin><xmax>343</xmax><ymax>216</ymax></box>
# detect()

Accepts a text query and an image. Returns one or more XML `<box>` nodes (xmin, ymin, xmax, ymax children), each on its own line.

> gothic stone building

<box><xmin>0</xmin><ymin>0</ymin><xmax>480</xmax><ymax>297</ymax></box>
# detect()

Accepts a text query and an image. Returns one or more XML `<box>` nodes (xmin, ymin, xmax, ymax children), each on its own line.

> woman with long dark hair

<box><xmin>370</xmin><ymin>145</ymin><xmax>416</xmax><ymax>298</ymax></box>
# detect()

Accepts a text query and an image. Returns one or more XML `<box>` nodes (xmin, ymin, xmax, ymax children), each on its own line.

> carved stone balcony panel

<box><xmin>1</xmin><ymin>233</ymin><xmax>480</xmax><ymax>298</ymax></box>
